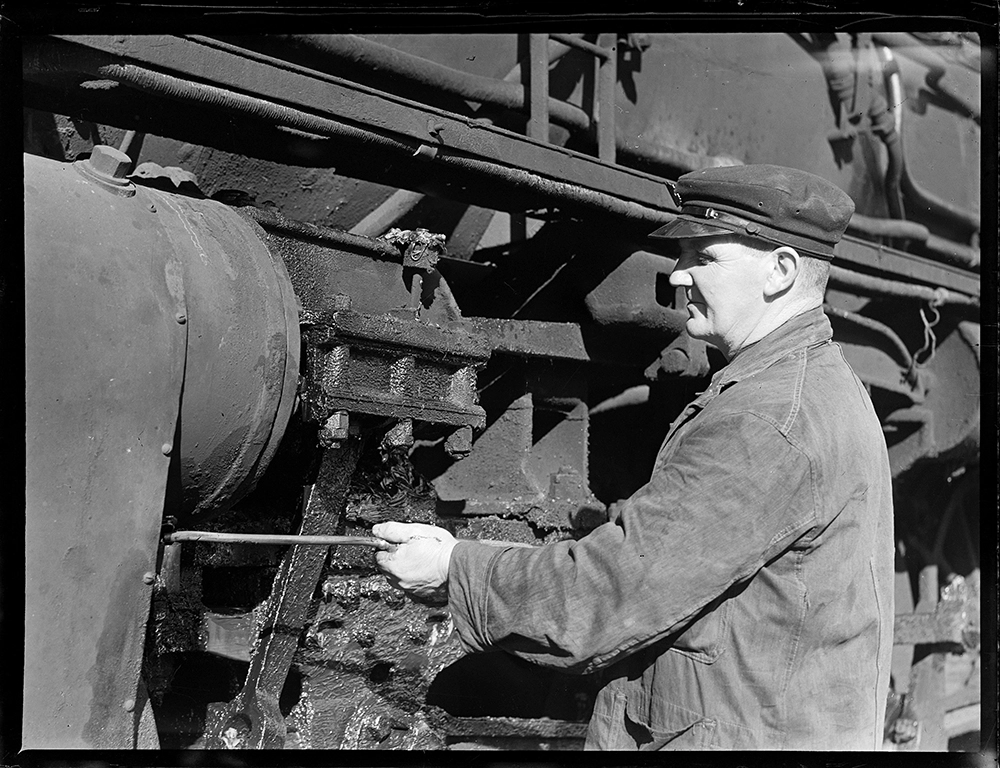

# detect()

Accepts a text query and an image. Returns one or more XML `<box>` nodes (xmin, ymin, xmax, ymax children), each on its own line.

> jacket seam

<box><xmin>478</xmin><ymin>545</ymin><xmax>510</xmax><ymax>648</ymax></box>
<box><xmin>778</xmin><ymin>549</ymin><xmax>809</xmax><ymax>749</ymax></box>
<box><xmin>781</xmin><ymin>348</ymin><xmax>807</xmax><ymax>434</ymax></box>
<box><xmin>869</xmin><ymin>557</ymin><xmax>885</xmax><ymax>750</ymax></box>
<box><xmin>728</xmin><ymin>411</ymin><xmax>819</xmax><ymax>547</ymax></box>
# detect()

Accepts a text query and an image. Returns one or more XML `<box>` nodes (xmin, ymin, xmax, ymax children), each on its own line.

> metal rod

<box><xmin>165</xmin><ymin>530</ymin><xmax>393</xmax><ymax>550</ymax></box>
<box><xmin>548</xmin><ymin>33</ymin><xmax>612</xmax><ymax>61</ymax></box>
<box><xmin>527</xmin><ymin>33</ymin><xmax>550</xmax><ymax>142</ymax></box>
<box><xmin>596</xmin><ymin>33</ymin><xmax>617</xmax><ymax>164</ymax></box>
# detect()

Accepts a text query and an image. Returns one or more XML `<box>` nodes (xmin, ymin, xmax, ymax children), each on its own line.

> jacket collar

<box><xmin>697</xmin><ymin>307</ymin><xmax>833</xmax><ymax>403</ymax></box>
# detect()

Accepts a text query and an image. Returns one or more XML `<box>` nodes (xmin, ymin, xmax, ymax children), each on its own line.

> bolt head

<box><xmin>88</xmin><ymin>145</ymin><xmax>132</xmax><ymax>180</ymax></box>
<box><xmin>445</xmin><ymin>426</ymin><xmax>473</xmax><ymax>458</ymax></box>
<box><xmin>161</xmin><ymin>442</ymin><xmax>173</xmax><ymax>456</ymax></box>
<box><xmin>122</xmin><ymin>698</ymin><xmax>136</xmax><ymax>712</ymax></box>
<box><xmin>142</xmin><ymin>571</ymin><xmax>156</xmax><ymax>585</ymax></box>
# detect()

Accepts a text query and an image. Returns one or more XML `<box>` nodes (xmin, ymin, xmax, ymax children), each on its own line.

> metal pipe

<box><xmin>877</xmin><ymin>46</ymin><xmax>980</xmax><ymax>237</ymax></box>
<box><xmin>823</xmin><ymin>304</ymin><xmax>914</xmax><ymax>370</ymax></box>
<box><xmin>244</xmin><ymin>205</ymin><xmax>402</xmax><ymax>261</ymax></box>
<box><xmin>828</xmin><ymin>265</ymin><xmax>978</xmax><ymax>308</ymax></box>
<box><xmin>435</xmin><ymin>152</ymin><xmax>667</xmax><ymax>227</ymax></box>
<box><xmin>58</xmin><ymin>51</ymin><xmax>981</xmax><ymax>281</ymax></box>
<box><xmin>615</xmin><ymin>134</ymin><xmax>741</xmax><ymax>173</ymax></box>
<box><xmin>900</xmin><ymin>165</ymin><xmax>980</xmax><ymax>235</ymax></box>
<box><xmin>549</xmin><ymin>33</ymin><xmax>612</xmax><ymax>60</ymax></box>
<box><xmin>527</xmin><ymin>33</ymin><xmax>551</xmax><ymax>142</ymax></box>
<box><xmin>218</xmin><ymin>34</ymin><xmax>737</xmax><ymax>175</ymax></box>
<box><xmin>871</xmin><ymin>32</ymin><xmax>981</xmax><ymax>125</ymax></box>
<box><xmin>166</xmin><ymin>530</ymin><xmax>393</xmax><ymax>549</ymax></box>
<box><xmin>847</xmin><ymin>213</ymin><xmax>929</xmax><ymax>241</ymax></box>
<box><xmin>923</xmin><ymin>234</ymin><xmax>980</xmax><ymax>271</ymax></box>
<box><xmin>596</xmin><ymin>33</ymin><xmax>617</xmax><ymax>163</ymax></box>
<box><xmin>267</xmin><ymin>34</ymin><xmax>594</xmax><ymax>135</ymax></box>
<box><xmin>90</xmin><ymin>62</ymin><xmax>669</xmax><ymax>229</ymax></box>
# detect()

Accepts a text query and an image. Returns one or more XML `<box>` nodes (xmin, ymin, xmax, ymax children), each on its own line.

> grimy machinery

<box><xmin>23</xmin><ymin>31</ymin><xmax>984</xmax><ymax>751</ymax></box>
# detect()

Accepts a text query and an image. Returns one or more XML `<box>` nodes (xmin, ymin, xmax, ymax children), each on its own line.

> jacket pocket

<box><xmin>585</xmin><ymin>690</ymin><xmax>632</xmax><ymax>750</ymax></box>
<box><xmin>628</xmin><ymin>696</ymin><xmax>718</xmax><ymax>750</ymax></box>
<box><xmin>668</xmin><ymin>593</ymin><xmax>733</xmax><ymax>663</ymax></box>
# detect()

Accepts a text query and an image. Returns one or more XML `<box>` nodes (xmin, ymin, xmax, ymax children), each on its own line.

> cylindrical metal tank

<box><xmin>24</xmin><ymin>148</ymin><xmax>299</xmax><ymax>747</ymax></box>
<box><xmin>29</xmin><ymin>148</ymin><xmax>301</xmax><ymax>519</ymax></box>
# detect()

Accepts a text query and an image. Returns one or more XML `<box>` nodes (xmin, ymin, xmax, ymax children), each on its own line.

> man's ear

<box><xmin>764</xmin><ymin>246</ymin><xmax>801</xmax><ymax>297</ymax></box>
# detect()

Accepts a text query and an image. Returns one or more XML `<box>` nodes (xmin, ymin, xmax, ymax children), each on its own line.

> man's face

<box><xmin>668</xmin><ymin>237</ymin><xmax>771</xmax><ymax>359</ymax></box>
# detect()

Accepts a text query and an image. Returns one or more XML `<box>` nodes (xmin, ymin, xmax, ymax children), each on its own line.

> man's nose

<box><xmin>669</xmin><ymin>268</ymin><xmax>692</xmax><ymax>288</ymax></box>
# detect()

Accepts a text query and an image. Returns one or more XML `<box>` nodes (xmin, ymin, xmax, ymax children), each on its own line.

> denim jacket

<box><xmin>448</xmin><ymin>307</ymin><xmax>894</xmax><ymax>750</ymax></box>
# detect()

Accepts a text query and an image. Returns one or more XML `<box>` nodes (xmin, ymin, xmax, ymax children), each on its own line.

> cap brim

<box><xmin>648</xmin><ymin>216</ymin><xmax>734</xmax><ymax>241</ymax></box>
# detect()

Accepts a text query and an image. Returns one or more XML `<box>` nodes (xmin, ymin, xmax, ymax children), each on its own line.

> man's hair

<box><xmin>733</xmin><ymin>236</ymin><xmax>830</xmax><ymax>297</ymax></box>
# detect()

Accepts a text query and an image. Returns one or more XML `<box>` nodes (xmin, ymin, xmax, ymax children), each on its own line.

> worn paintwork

<box><xmin>24</xmin><ymin>153</ymin><xmax>185</xmax><ymax>748</ymax></box>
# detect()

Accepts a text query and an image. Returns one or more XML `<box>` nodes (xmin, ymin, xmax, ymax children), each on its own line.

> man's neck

<box><xmin>727</xmin><ymin>297</ymin><xmax>822</xmax><ymax>360</ymax></box>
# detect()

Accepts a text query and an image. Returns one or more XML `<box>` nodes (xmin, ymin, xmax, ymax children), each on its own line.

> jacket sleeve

<box><xmin>446</xmin><ymin>410</ymin><xmax>817</xmax><ymax>673</ymax></box>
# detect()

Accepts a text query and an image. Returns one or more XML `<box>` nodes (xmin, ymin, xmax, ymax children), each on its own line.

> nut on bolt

<box><xmin>87</xmin><ymin>145</ymin><xmax>133</xmax><ymax>182</ymax></box>
<box><xmin>319</xmin><ymin>410</ymin><xmax>350</xmax><ymax>448</ymax></box>
<box><xmin>445</xmin><ymin>426</ymin><xmax>473</xmax><ymax>459</ymax></box>
<box><xmin>382</xmin><ymin>419</ymin><xmax>413</xmax><ymax>449</ymax></box>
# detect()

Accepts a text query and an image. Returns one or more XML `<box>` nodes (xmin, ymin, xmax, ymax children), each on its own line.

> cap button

<box><xmin>87</xmin><ymin>145</ymin><xmax>132</xmax><ymax>182</ymax></box>
<box><xmin>745</xmin><ymin>222</ymin><xmax>761</xmax><ymax>234</ymax></box>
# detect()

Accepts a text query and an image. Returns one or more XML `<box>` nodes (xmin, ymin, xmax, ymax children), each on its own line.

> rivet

<box><xmin>161</xmin><ymin>442</ymin><xmax>173</xmax><ymax>456</ymax></box>
<box><xmin>142</xmin><ymin>571</ymin><xmax>156</xmax><ymax>585</ymax></box>
<box><xmin>122</xmin><ymin>698</ymin><xmax>136</xmax><ymax>712</ymax></box>
<box><xmin>175</xmin><ymin>312</ymin><xmax>187</xmax><ymax>324</ymax></box>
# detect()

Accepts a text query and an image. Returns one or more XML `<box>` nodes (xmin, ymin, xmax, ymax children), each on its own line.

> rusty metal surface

<box><xmin>24</xmin><ymin>152</ymin><xmax>186</xmax><ymax>748</ymax></box>
<box><xmin>209</xmin><ymin>443</ymin><xmax>362</xmax><ymax>749</ymax></box>
<box><xmin>302</xmin><ymin>309</ymin><xmax>490</xmax><ymax>433</ymax></box>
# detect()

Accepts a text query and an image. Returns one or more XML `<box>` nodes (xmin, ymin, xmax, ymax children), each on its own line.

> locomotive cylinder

<box><xmin>24</xmin><ymin>150</ymin><xmax>300</xmax><ymax>747</ymax></box>
<box><xmin>26</xmin><ymin>150</ymin><xmax>301</xmax><ymax>521</ymax></box>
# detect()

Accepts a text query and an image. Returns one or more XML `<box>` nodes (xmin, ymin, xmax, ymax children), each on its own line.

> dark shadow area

<box><xmin>152</xmin><ymin>652</ymin><xmax>302</xmax><ymax>750</ymax></box>
<box><xmin>427</xmin><ymin>651</ymin><xmax>600</xmax><ymax>722</ymax></box>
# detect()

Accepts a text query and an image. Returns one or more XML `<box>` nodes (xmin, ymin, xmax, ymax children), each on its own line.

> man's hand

<box><xmin>373</xmin><ymin>522</ymin><xmax>457</xmax><ymax>601</ymax></box>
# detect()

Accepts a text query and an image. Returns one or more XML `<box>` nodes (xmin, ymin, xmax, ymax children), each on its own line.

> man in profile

<box><xmin>374</xmin><ymin>164</ymin><xmax>895</xmax><ymax>750</ymax></box>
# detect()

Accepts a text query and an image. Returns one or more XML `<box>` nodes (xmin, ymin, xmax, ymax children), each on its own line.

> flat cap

<box><xmin>649</xmin><ymin>164</ymin><xmax>855</xmax><ymax>260</ymax></box>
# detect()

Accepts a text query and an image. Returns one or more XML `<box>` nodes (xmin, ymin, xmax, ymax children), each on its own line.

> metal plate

<box><xmin>24</xmin><ymin>153</ymin><xmax>186</xmax><ymax>747</ymax></box>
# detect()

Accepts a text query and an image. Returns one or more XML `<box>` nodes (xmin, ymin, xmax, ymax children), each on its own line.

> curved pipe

<box><xmin>875</xmin><ymin>44</ymin><xmax>980</xmax><ymax>235</ymax></box>
<box><xmin>871</xmin><ymin>32</ymin><xmax>981</xmax><ymax>125</ymax></box>
<box><xmin>829</xmin><ymin>265</ymin><xmax>978</xmax><ymax>309</ymax></box>
<box><xmin>847</xmin><ymin>212</ymin><xmax>929</xmax><ymax>241</ymax></box>
<box><xmin>847</xmin><ymin>212</ymin><xmax>979</xmax><ymax>271</ymax></box>
<box><xmin>824</xmin><ymin>304</ymin><xmax>914</xmax><ymax>371</ymax></box>
<box><xmin>923</xmin><ymin>234</ymin><xmax>979</xmax><ymax>271</ymax></box>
